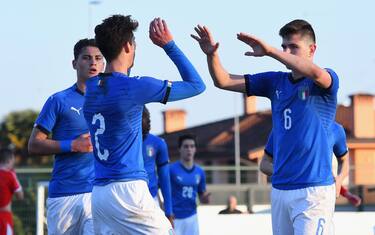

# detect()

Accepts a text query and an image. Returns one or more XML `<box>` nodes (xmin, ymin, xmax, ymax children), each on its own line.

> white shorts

<box><xmin>174</xmin><ymin>214</ymin><xmax>199</xmax><ymax>235</ymax></box>
<box><xmin>46</xmin><ymin>192</ymin><xmax>93</xmax><ymax>235</ymax></box>
<box><xmin>91</xmin><ymin>180</ymin><xmax>173</xmax><ymax>235</ymax></box>
<box><xmin>271</xmin><ymin>184</ymin><xmax>336</xmax><ymax>235</ymax></box>
<box><xmin>153</xmin><ymin>195</ymin><xmax>161</xmax><ymax>208</ymax></box>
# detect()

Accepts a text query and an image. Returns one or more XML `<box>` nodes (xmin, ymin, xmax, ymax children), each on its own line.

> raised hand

<box><xmin>71</xmin><ymin>133</ymin><xmax>93</xmax><ymax>153</ymax></box>
<box><xmin>149</xmin><ymin>18</ymin><xmax>173</xmax><ymax>48</ymax></box>
<box><xmin>237</xmin><ymin>33</ymin><xmax>272</xmax><ymax>57</ymax></box>
<box><xmin>191</xmin><ymin>25</ymin><xmax>219</xmax><ymax>55</ymax></box>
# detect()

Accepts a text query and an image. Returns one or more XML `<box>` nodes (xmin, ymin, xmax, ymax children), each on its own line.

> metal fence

<box><xmin>13</xmin><ymin>168</ymin><xmax>51</xmax><ymax>235</ymax></box>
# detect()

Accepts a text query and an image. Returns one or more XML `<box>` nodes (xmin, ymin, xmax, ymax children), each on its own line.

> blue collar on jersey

<box><xmin>74</xmin><ymin>83</ymin><xmax>85</xmax><ymax>96</ymax></box>
<box><xmin>97</xmin><ymin>73</ymin><xmax>114</xmax><ymax>87</ymax></box>
<box><xmin>179</xmin><ymin>161</ymin><xmax>196</xmax><ymax>173</ymax></box>
<box><xmin>288</xmin><ymin>73</ymin><xmax>306</xmax><ymax>84</ymax></box>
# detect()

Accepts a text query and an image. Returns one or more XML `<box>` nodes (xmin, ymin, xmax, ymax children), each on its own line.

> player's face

<box><xmin>281</xmin><ymin>33</ymin><xmax>316</xmax><ymax>69</ymax></box>
<box><xmin>142</xmin><ymin>110</ymin><xmax>151</xmax><ymax>136</ymax></box>
<box><xmin>228</xmin><ymin>196</ymin><xmax>237</xmax><ymax>209</ymax></box>
<box><xmin>73</xmin><ymin>46</ymin><xmax>104</xmax><ymax>80</ymax></box>
<box><xmin>179</xmin><ymin>139</ymin><xmax>196</xmax><ymax>162</ymax></box>
<box><xmin>7</xmin><ymin>156</ymin><xmax>15</xmax><ymax>169</ymax></box>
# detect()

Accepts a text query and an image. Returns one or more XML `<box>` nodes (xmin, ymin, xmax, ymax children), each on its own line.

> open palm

<box><xmin>191</xmin><ymin>25</ymin><xmax>219</xmax><ymax>55</ymax></box>
<box><xmin>237</xmin><ymin>33</ymin><xmax>270</xmax><ymax>57</ymax></box>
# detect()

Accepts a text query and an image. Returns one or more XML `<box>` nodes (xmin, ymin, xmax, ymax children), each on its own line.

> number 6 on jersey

<box><xmin>283</xmin><ymin>108</ymin><xmax>292</xmax><ymax>130</ymax></box>
<box><xmin>92</xmin><ymin>113</ymin><xmax>109</xmax><ymax>161</ymax></box>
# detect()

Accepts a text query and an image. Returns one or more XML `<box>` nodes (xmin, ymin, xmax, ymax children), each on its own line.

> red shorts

<box><xmin>0</xmin><ymin>211</ymin><xmax>13</xmax><ymax>235</ymax></box>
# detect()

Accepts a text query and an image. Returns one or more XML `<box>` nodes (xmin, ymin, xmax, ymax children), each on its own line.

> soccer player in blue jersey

<box><xmin>83</xmin><ymin>15</ymin><xmax>205</xmax><ymax>234</ymax></box>
<box><xmin>192</xmin><ymin>20</ymin><xmax>339</xmax><ymax>234</ymax></box>
<box><xmin>261</xmin><ymin>123</ymin><xmax>361</xmax><ymax>206</ymax></box>
<box><xmin>142</xmin><ymin>107</ymin><xmax>174</xmax><ymax>226</ymax></box>
<box><xmin>170</xmin><ymin>134</ymin><xmax>210</xmax><ymax>235</ymax></box>
<box><xmin>28</xmin><ymin>38</ymin><xmax>104</xmax><ymax>234</ymax></box>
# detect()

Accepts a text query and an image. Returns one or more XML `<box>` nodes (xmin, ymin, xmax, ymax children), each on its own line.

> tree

<box><xmin>0</xmin><ymin>109</ymin><xmax>52</xmax><ymax>165</ymax></box>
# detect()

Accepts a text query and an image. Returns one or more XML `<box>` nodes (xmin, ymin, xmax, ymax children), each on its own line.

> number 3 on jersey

<box><xmin>283</xmin><ymin>108</ymin><xmax>292</xmax><ymax>130</ymax></box>
<box><xmin>92</xmin><ymin>113</ymin><xmax>109</xmax><ymax>161</ymax></box>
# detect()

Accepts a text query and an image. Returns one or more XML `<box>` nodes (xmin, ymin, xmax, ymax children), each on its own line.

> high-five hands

<box><xmin>191</xmin><ymin>25</ymin><xmax>219</xmax><ymax>55</ymax></box>
<box><xmin>191</xmin><ymin>25</ymin><xmax>273</xmax><ymax>57</ymax></box>
<box><xmin>237</xmin><ymin>33</ymin><xmax>272</xmax><ymax>57</ymax></box>
<box><xmin>149</xmin><ymin>18</ymin><xmax>173</xmax><ymax>48</ymax></box>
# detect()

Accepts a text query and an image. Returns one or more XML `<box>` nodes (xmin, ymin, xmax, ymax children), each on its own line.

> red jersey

<box><xmin>0</xmin><ymin>169</ymin><xmax>21</xmax><ymax>207</ymax></box>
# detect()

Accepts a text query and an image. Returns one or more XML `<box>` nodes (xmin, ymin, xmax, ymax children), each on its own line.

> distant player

<box><xmin>261</xmin><ymin>122</ymin><xmax>361</xmax><ymax>207</ymax></box>
<box><xmin>192</xmin><ymin>19</ymin><xmax>339</xmax><ymax>234</ymax></box>
<box><xmin>28</xmin><ymin>39</ymin><xmax>104</xmax><ymax>234</ymax></box>
<box><xmin>218</xmin><ymin>195</ymin><xmax>243</xmax><ymax>214</ymax></box>
<box><xmin>142</xmin><ymin>107</ymin><xmax>174</xmax><ymax>225</ymax></box>
<box><xmin>83</xmin><ymin>15</ymin><xmax>205</xmax><ymax>234</ymax></box>
<box><xmin>170</xmin><ymin>134</ymin><xmax>210</xmax><ymax>235</ymax></box>
<box><xmin>329</xmin><ymin>123</ymin><xmax>361</xmax><ymax>206</ymax></box>
<box><xmin>0</xmin><ymin>148</ymin><xmax>24</xmax><ymax>235</ymax></box>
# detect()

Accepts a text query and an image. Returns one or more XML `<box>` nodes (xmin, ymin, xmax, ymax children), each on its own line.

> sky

<box><xmin>1</xmin><ymin>0</ymin><xmax>375</xmax><ymax>134</ymax></box>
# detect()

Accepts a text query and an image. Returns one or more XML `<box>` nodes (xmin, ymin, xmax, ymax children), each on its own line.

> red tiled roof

<box><xmin>160</xmin><ymin>103</ymin><xmax>373</xmax><ymax>161</ymax></box>
<box><xmin>160</xmin><ymin>111</ymin><xmax>272</xmax><ymax>161</ymax></box>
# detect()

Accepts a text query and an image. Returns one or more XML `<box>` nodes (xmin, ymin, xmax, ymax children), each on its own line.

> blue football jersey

<box><xmin>35</xmin><ymin>84</ymin><xmax>95</xmax><ymax>198</ymax></box>
<box><xmin>83</xmin><ymin>73</ymin><xmax>171</xmax><ymax>185</ymax></box>
<box><xmin>266</xmin><ymin>122</ymin><xmax>347</xmax><ymax>158</ymax></box>
<box><xmin>330</xmin><ymin>122</ymin><xmax>348</xmax><ymax>158</ymax></box>
<box><xmin>170</xmin><ymin>161</ymin><xmax>206</xmax><ymax>219</ymax></box>
<box><xmin>264</xmin><ymin>130</ymin><xmax>274</xmax><ymax>157</ymax></box>
<box><xmin>246</xmin><ymin>69</ymin><xmax>339</xmax><ymax>189</ymax></box>
<box><xmin>142</xmin><ymin>134</ymin><xmax>170</xmax><ymax>197</ymax></box>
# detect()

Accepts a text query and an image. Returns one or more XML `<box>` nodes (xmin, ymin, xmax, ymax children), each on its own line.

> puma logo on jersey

<box><xmin>177</xmin><ymin>176</ymin><xmax>183</xmax><ymax>182</ymax></box>
<box><xmin>70</xmin><ymin>106</ymin><xmax>82</xmax><ymax>115</ymax></box>
<box><xmin>275</xmin><ymin>90</ymin><xmax>282</xmax><ymax>99</ymax></box>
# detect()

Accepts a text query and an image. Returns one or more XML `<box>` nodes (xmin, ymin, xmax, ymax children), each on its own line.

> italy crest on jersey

<box><xmin>298</xmin><ymin>86</ymin><xmax>309</xmax><ymax>100</ymax></box>
<box><xmin>146</xmin><ymin>145</ymin><xmax>155</xmax><ymax>157</ymax></box>
<box><xmin>195</xmin><ymin>174</ymin><xmax>201</xmax><ymax>184</ymax></box>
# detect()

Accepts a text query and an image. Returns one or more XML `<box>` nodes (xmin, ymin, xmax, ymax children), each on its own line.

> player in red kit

<box><xmin>0</xmin><ymin>149</ymin><xmax>24</xmax><ymax>235</ymax></box>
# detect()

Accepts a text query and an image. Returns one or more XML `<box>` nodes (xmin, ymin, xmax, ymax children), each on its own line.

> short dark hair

<box><xmin>279</xmin><ymin>19</ymin><xmax>316</xmax><ymax>43</ymax></box>
<box><xmin>95</xmin><ymin>14</ymin><xmax>138</xmax><ymax>63</ymax></box>
<box><xmin>0</xmin><ymin>148</ymin><xmax>14</xmax><ymax>164</ymax></box>
<box><xmin>73</xmin><ymin>38</ymin><xmax>97</xmax><ymax>60</ymax></box>
<box><xmin>178</xmin><ymin>134</ymin><xmax>197</xmax><ymax>148</ymax></box>
<box><xmin>142</xmin><ymin>106</ymin><xmax>151</xmax><ymax>138</ymax></box>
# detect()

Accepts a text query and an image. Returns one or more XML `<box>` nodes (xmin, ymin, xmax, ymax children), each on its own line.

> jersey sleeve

<box><xmin>157</xmin><ymin>164</ymin><xmax>173</xmax><ymax>216</ymax></box>
<box><xmin>163</xmin><ymin>41</ymin><xmax>205</xmax><ymax>102</ymax></box>
<box><xmin>156</xmin><ymin>138</ymin><xmax>170</xmax><ymax>166</ymax></box>
<box><xmin>264</xmin><ymin>130</ymin><xmax>274</xmax><ymax>157</ymax></box>
<box><xmin>9</xmin><ymin>171</ymin><xmax>22</xmax><ymax>193</ymax></box>
<box><xmin>34</xmin><ymin>95</ymin><xmax>61</xmax><ymax>134</ymax></box>
<box><xmin>244</xmin><ymin>72</ymin><xmax>278</xmax><ymax>98</ymax></box>
<box><xmin>130</xmin><ymin>77</ymin><xmax>171</xmax><ymax>105</ymax></box>
<box><xmin>198</xmin><ymin>168</ymin><xmax>207</xmax><ymax>194</ymax></box>
<box><xmin>323</xmin><ymin>68</ymin><xmax>339</xmax><ymax>95</ymax></box>
<box><xmin>333</xmin><ymin>125</ymin><xmax>348</xmax><ymax>158</ymax></box>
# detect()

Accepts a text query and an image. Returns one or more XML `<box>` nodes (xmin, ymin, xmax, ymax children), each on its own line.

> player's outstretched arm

<box><xmin>149</xmin><ymin>18</ymin><xmax>205</xmax><ymax>101</ymax></box>
<box><xmin>191</xmin><ymin>25</ymin><xmax>246</xmax><ymax>93</ymax></box>
<box><xmin>28</xmin><ymin>128</ymin><xmax>93</xmax><ymax>155</ymax></box>
<box><xmin>260</xmin><ymin>153</ymin><xmax>273</xmax><ymax>176</ymax></box>
<box><xmin>335</xmin><ymin>153</ymin><xmax>349</xmax><ymax>197</ymax></box>
<box><xmin>14</xmin><ymin>188</ymin><xmax>24</xmax><ymax>200</ymax></box>
<box><xmin>13</xmin><ymin>173</ymin><xmax>24</xmax><ymax>200</ymax></box>
<box><xmin>157</xmin><ymin>164</ymin><xmax>173</xmax><ymax>217</ymax></box>
<box><xmin>237</xmin><ymin>33</ymin><xmax>332</xmax><ymax>88</ymax></box>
